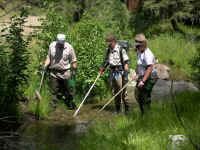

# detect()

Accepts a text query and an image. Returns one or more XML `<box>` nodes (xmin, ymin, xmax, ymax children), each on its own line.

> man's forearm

<box><xmin>143</xmin><ymin>65</ymin><xmax>152</xmax><ymax>82</ymax></box>
<box><xmin>124</xmin><ymin>63</ymin><xmax>128</xmax><ymax>71</ymax></box>
<box><xmin>72</xmin><ymin>61</ymin><xmax>77</xmax><ymax>69</ymax></box>
<box><xmin>44</xmin><ymin>58</ymin><xmax>50</xmax><ymax>67</ymax></box>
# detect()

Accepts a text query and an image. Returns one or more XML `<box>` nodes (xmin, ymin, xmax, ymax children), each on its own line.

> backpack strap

<box><xmin>119</xmin><ymin>46</ymin><xmax>124</xmax><ymax>69</ymax></box>
<box><xmin>119</xmin><ymin>45</ymin><xmax>130</xmax><ymax>70</ymax></box>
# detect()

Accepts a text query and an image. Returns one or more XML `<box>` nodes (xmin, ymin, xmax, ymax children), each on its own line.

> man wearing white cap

<box><xmin>132</xmin><ymin>33</ymin><xmax>158</xmax><ymax>115</ymax></box>
<box><xmin>43</xmin><ymin>33</ymin><xmax>77</xmax><ymax>109</ymax></box>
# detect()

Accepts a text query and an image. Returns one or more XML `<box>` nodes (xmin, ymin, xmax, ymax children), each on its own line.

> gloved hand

<box><xmin>100</xmin><ymin>61</ymin><xmax>108</xmax><ymax>73</ymax></box>
<box><xmin>42</xmin><ymin>66</ymin><xmax>47</xmax><ymax>73</ymax></box>
<box><xmin>72</xmin><ymin>68</ymin><xmax>77</xmax><ymax>77</ymax></box>
<box><xmin>99</xmin><ymin>67</ymin><xmax>105</xmax><ymax>73</ymax></box>
<box><xmin>123</xmin><ymin>70</ymin><xmax>129</xmax><ymax>82</ymax></box>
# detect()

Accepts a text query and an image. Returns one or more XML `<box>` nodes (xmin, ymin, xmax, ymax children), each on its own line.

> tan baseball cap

<box><xmin>132</xmin><ymin>33</ymin><xmax>146</xmax><ymax>47</ymax></box>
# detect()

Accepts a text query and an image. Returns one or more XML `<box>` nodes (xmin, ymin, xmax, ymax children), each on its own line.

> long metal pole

<box><xmin>73</xmin><ymin>72</ymin><xmax>101</xmax><ymax>117</ymax></box>
<box><xmin>39</xmin><ymin>70</ymin><xmax>45</xmax><ymax>92</ymax></box>
<box><xmin>35</xmin><ymin>70</ymin><xmax>45</xmax><ymax>101</ymax></box>
<box><xmin>35</xmin><ymin>70</ymin><xmax>45</xmax><ymax>120</ymax></box>
<box><xmin>98</xmin><ymin>80</ymin><xmax>134</xmax><ymax>113</ymax></box>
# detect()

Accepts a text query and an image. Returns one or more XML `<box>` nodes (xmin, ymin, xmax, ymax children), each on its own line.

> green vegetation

<box><xmin>0</xmin><ymin>8</ymin><xmax>30</xmax><ymax>118</ymax></box>
<box><xmin>0</xmin><ymin>0</ymin><xmax>200</xmax><ymax>150</ymax></box>
<box><xmin>80</xmin><ymin>92</ymin><xmax>200</xmax><ymax>150</ymax></box>
<box><xmin>149</xmin><ymin>33</ymin><xmax>197</xmax><ymax>80</ymax></box>
<box><xmin>0</xmin><ymin>0</ymin><xmax>199</xmax><ymax>141</ymax></box>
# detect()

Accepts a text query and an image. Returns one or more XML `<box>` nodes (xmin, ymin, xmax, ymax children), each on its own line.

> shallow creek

<box><xmin>7</xmin><ymin>103</ymin><xmax>115</xmax><ymax>150</ymax></box>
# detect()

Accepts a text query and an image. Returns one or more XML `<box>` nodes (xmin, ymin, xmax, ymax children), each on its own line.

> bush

<box><xmin>70</xmin><ymin>20</ymin><xmax>109</xmax><ymax>99</ymax></box>
<box><xmin>0</xmin><ymin>8</ymin><xmax>30</xmax><ymax>117</ymax></box>
<box><xmin>82</xmin><ymin>0</ymin><xmax>132</xmax><ymax>39</ymax></box>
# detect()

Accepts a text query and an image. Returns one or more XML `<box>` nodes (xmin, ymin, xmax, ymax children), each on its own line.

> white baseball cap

<box><xmin>57</xmin><ymin>34</ymin><xmax>66</xmax><ymax>44</ymax></box>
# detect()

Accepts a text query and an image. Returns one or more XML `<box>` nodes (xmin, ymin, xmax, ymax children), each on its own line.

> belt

<box><xmin>50</xmin><ymin>69</ymin><xmax>69</xmax><ymax>73</ymax></box>
<box><xmin>110</xmin><ymin>65</ymin><xmax>123</xmax><ymax>71</ymax></box>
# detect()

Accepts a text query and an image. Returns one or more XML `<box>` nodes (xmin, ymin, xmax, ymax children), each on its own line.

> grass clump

<box><xmin>80</xmin><ymin>92</ymin><xmax>200</xmax><ymax>150</ymax></box>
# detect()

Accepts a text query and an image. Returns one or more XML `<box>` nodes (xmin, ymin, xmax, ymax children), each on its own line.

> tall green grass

<box><xmin>23</xmin><ymin>40</ymin><xmax>52</xmax><ymax>118</ymax></box>
<box><xmin>24</xmin><ymin>73</ymin><xmax>51</xmax><ymax>118</ymax></box>
<box><xmin>80</xmin><ymin>92</ymin><xmax>200</xmax><ymax>150</ymax></box>
<box><xmin>149</xmin><ymin>34</ymin><xmax>197</xmax><ymax>80</ymax></box>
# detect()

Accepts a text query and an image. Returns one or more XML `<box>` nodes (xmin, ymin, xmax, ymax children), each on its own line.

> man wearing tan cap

<box><xmin>43</xmin><ymin>33</ymin><xmax>77</xmax><ymax>110</ymax></box>
<box><xmin>132</xmin><ymin>33</ymin><xmax>158</xmax><ymax>115</ymax></box>
<box><xmin>100</xmin><ymin>35</ymin><xmax>130</xmax><ymax>114</ymax></box>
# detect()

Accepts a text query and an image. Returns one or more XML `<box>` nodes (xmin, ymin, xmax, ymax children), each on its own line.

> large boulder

<box><xmin>152</xmin><ymin>79</ymin><xmax>199</xmax><ymax>100</ymax></box>
<box><xmin>154</xmin><ymin>64</ymin><xmax>170</xmax><ymax>80</ymax></box>
<box><xmin>127</xmin><ymin>68</ymin><xmax>198</xmax><ymax>103</ymax></box>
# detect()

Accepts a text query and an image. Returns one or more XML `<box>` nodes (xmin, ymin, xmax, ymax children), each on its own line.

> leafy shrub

<box><xmin>70</xmin><ymin>20</ymin><xmax>109</xmax><ymax>99</ymax></box>
<box><xmin>36</xmin><ymin>9</ymin><xmax>69</xmax><ymax>65</ymax></box>
<box><xmin>82</xmin><ymin>0</ymin><xmax>132</xmax><ymax>39</ymax></box>
<box><xmin>0</xmin><ymin>8</ymin><xmax>30</xmax><ymax>116</ymax></box>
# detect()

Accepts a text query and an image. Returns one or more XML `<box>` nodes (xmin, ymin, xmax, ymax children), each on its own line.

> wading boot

<box><xmin>64</xmin><ymin>99</ymin><xmax>72</xmax><ymax>109</ymax></box>
<box><xmin>71</xmin><ymin>101</ymin><xmax>77</xmax><ymax>110</ymax></box>
<box><xmin>50</xmin><ymin>99</ymin><xmax>57</xmax><ymax>109</ymax></box>
<box><xmin>145</xmin><ymin>98</ymin><xmax>151</xmax><ymax>111</ymax></box>
<box><xmin>139</xmin><ymin>102</ymin><xmax>144</xmax><ymax>116</ymax></box>
<box><xmin>115</xmin><ymin>105</ymin><xmax>121</xmax><ymax>114</ymax></box>
<box><xmin>125</xmin><ymin>104</ymin><xmax>130</xmax><ymax>115</ymax></box>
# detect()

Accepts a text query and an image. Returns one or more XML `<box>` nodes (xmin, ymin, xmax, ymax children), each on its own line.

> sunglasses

<box><xmin>106</xmin><ymin>40</ymin><xmax>113</xmax><ymax>43</ymax></box>
<box><xmin>135</xmin><ymin>40</ymin><xmax>143</xmax><ymax>43</ymax></box>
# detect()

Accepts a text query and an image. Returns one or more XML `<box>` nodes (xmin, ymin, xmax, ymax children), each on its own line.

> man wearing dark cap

<box><xmin>132</xmin><ymin>33</ymin><xmax>158</xmax><ymax>114</ymax></box>
<box><xmin>43</xmin><ymin>33</ymin><xmax>77</xmax><ymax>110</ymax></box>
<box><xmin>100</xmin><ymin>35</ymin><xmax>130</xmax><ymax>114</ymax></box>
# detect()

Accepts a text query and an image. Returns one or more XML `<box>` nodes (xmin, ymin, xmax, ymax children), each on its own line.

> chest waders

<box><xmin>136</xmin><ymin>71</ymin><xmax>158</xmax><ymax>114</ymax></box>
<box><xmin>110</xmin><ymin>66</ymin><xmax>124</xmax><ymax>113</ymax></box>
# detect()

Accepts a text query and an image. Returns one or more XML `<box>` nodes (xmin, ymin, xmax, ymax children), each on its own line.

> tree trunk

<box><xmin>171</xmin><ymin>19</ymin><xmax>184</xmax><ymax>33</ymax></box>
<box><xmin>73</xmin><ymin>0</ymin><xmax>86</xmax><ymax>22</ymax></box>
<box><xmin>127</xmin><ymin>0</ymin><xmax>140</xmax><ymax>11</ymax></box>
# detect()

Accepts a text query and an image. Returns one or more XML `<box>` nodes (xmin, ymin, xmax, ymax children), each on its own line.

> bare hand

<box><xmin>138</xmin><ymin>81</ymin><xmax>144</xmax><ymax>88</ymax></box>
<box><xmin>131</xmin><ymin>72</ymin><xmax>137</xmax><ymax>81</ymax></box>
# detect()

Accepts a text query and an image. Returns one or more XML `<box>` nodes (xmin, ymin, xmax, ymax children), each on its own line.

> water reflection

<box><xmin>15</xmin><ymin>119</ymin><xmax>88</xmax><ymax>150</ymax></box>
